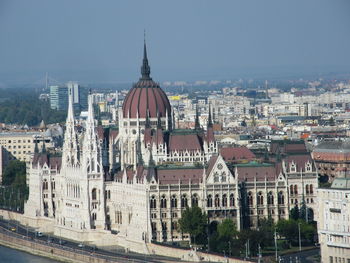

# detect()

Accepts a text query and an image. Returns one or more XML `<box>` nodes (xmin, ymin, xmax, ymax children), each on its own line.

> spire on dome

<box><xmin>140</xmin><ymin>32</ymin><xmax>151</xmax><ymax>80</ymax></box>
<box><xmin>195</xmin><ymin>105</ymin><xmax>201</xmax><ymax>130</ymax></box>
<box><xmin>208</xmin><ymin>104</ymin><xmax>213</xmax><ymax>128</ymax></box>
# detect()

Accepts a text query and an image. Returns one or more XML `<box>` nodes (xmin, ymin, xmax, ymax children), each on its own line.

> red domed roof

<box><xmin>122</xmin><ymin>81</ymin><xmax>171</xmax><ymax>118</ymax></box>
<box><xmin>122</xmin><ymin>42</ymin><xmax>171</xmax><ymax>119</ymax></box>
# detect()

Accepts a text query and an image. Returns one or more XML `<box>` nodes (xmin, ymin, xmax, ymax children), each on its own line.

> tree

<box><xmin>217</xmin><ymin>219</ymin><xmax>238</xmax><ymax>239</ymax></box>
<box><xmin>290</xmin><ymin>204</ymin><xmax>299</xmax><ymax>220</ymax></box>
<box><xmin>2</xmin><ymin>160</ymin><xmax>26</xmax><ymax>186</ymax></box>
<box><xmin>178</xmin><ymin>206</ymin><xmax>207</xmax><ymax>245</ymax></box>
<box><xmin>276</xmin><ymin>219</ymin><xmax>298</xmax><ymax>244</ymax></box>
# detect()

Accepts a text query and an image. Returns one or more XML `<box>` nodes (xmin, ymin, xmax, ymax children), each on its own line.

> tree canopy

<box><xmin>178</xmin><ymin>206</ymin><xmax>207</xmax><ymax>244</ymax></box>
<box><xmin>2</xmin><ymin>160</ymin><xmax>26</xmax><ymax>187</ymax></box>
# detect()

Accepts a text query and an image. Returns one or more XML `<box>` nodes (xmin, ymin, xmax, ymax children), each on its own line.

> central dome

<box><xmin>122</xmin><ymin>42</ymin><xmax>171</xmax><ymax>119</ymax></box>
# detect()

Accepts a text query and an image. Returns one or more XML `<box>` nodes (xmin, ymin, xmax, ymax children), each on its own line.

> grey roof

<box><xmin>331</xmin><ymin>177</ymin><xmax>350</xmax><ymax>189</ymax></box>
<box><xmin>314</xmin><ymin>140</ymin><xmax>350</xmax><ymax>153</ymax></box>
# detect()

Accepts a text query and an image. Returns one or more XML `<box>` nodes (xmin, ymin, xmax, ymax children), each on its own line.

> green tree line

<box><xmin>0</xmin><ymin>88</ymin><xmax>66</xmax><ymax>126</ymax></box>
<box><xmin>178</xmin><ymin>206</ymin><xmax>317</xmax><ymax>258</ymax></box>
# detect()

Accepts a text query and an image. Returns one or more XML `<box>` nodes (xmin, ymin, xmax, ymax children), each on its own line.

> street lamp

<box><xmin>274</xmin><ymin>228</ymin><xmax>278</xmax><ymax>261</ymax></box>
<box><xmin>298</xmin><ymin>223</ymin><xmax>301</xmax><ymax>252</ymax></box>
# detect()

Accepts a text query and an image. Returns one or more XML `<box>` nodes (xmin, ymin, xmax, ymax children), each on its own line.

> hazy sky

<box><xmin>1</xmin><ymin>0</ymin><xmax>350</xmax><ymax>83</ymax></box>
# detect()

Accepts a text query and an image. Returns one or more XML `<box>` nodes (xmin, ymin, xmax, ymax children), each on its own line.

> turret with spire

<box><xmin>83</xmin><ymin>89</ymin><xmax>102</xmax><ymax>174</ymax></box>
<box><xmin>62</xmin><ymin>87</ymin><xmax>79</xmax><ymax>167</ymax></box>
<box><xmin>207</xmin><ymin>104</ymin><xmax>213</xmax><ymax>128</ymax></box>
<box><xmin>195</xmin><ymin>105</ymin><xmax>201</xmax><ymax>130</ymax></box>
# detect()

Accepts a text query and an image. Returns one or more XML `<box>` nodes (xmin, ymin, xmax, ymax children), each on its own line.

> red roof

<box><xmin>122</xmin><ymin>81</ymin><xmax>171</xmax><ymax>118</ymax></box>
<box><xmin>206</xmin><ymin>155</ymin><xmax>218</xmax><ymax>176</ymax></box>
<box><xmin>157</xmin><ymin>168</ymin><xmax>203</xmax><ymax>184</ymax></box>
<box><xmin>169</xmin><ymin>134</ymin><xmax>202</xmax><ymax>151</ymax></box>
<box><xmin>284</xmin><ymin>154</ymin><xmax>313</xmax><ymax>172</ymax></box>
<box><xmin>220</xmin><ymin>147</ymin><xmax>255</xmax><ymax>162</ymax></box>
<box><xmin>109</xmin><ymin>130</ymin><xmax>118</xmax><ymax>140</ymax></box>
<box><xmin>32</xmin><ymin>153</ymin><xmax>62</xmax><ymax>171</ymax></box>
<box><xmin>237</xmin><ymin>166</ymin><xmax>277</xmax><ymax>182</ymax></box>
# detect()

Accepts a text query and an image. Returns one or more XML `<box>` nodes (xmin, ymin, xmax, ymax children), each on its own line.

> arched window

<box><xmin>150</xmin><ymin>195</ymin><xmax>157</xmax><ymax>209</ymax></box>
<box><xmin>305</xmin><ymin>185</ymin><xmax>309</xmax><ymax>194</ymax></box>
<box><xmin>248</xmin><ymin>192</ymin><xmax>253</xmax><ymax>206</ymax></box>
<box><xmin>290</xmin><ymin>185</ymin><xmax>294</xmax><ymax>196</ymax></box>
<box><xmin>278</xmin><ymin>191</ymin><xmax>284</xmax><ymax>205</ymax></box>
<box><xmin>181</xmin><ymin>194</ymin><xmax>188</xmax><ymax>208</ymax></box>
<box><xmin>171</xmin><ymin>195</ymin><xmax>177</xmax><ymax>208</ymax></box>
<box><xmin>257</xmin><ymin>192</ymin><xmax>263</xmax><ymax>206</ymax></box>
<box><xmin>207</xmin><ymin>195</ymin><xmax>213</xmax><ymax>207</ymax></box>
<box><xmin>214</xmin><ymin>194</ymin><xmax>220</xmax><ymax>207</ymax></box>
<box><xmin>294</xmin><ymin>185</ymin><xmax>298</xmax><ymax>195</ymax></box>
<box><xmin>268</xmin><ymin>191</ymin><xmax>274</xmax><ymax>205</ymax></box>
<box><xmin>229</xmin><ymin>193</ymin><xmax>235</xmax><ymax>207</ymax></box>
<box><xmin>222</xmin><ymin>194</ymin><xmax>227</xmax><ymax>207</ymax></box>
<box><xmin>309</xmin><ymin>184</ymin><xmax>313</xmax><ymax>194</ymax></box>
<box><xmin>191</xmin><ymin>194</ymin><xmax>198</xmax><ymax>207</ymax></box>
<box><xmin>160</xmin><ymin>195</ymin><xmax>167</xmax><ymax>209</ymax></box>
<box><xmin>92</xmin><ymin>213</ymin><xmax>97</xmax><ymax>220</ymax></box>
<box><xmin>92</xmin><ymin>188</ymin><xmax>97</xmax><ymax>200</ymax></box>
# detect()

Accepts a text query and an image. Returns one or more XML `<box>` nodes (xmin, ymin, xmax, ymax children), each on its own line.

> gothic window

<box><xmin>290</xmin><ymin>162</ymin><xmax>296</xmax><ymax>173</ymax></box>
<box><xmin>278</xmin><ymin>191</ymin><xmax>285</xmax><ymax>205</ymax></box>
<box><xmin>160</xmin><ymin>195</ymin><xmax>167</xmax><ymax>209</ymax></box>
<box><xmin>207</xmin><ymin>195</ymin><xmax>213</xmax><ymax>207</ymax></box>
<box><xmin>306</xmin><ymin>162</ymin><xmax>312</xmax><ymax>172</ymax></box>
<box><xmin>171</xmin><ymin>222</ymin><xmax>178</xmax><ymax>231</ymax></box>
<box><xmin>214</xmin><ymin>172</ymin><xmax>219</xmax><ymax>183</ymax></box>
<box><xmin>171</xmin><ymin>195</ymin><xmax>177</xmax><ymax>208</ymax></box>
<box><xmin>181</xmin><ymin>194</ymin><xmax>188</xmax><ymax>208</ymax></box>
<box><xmin>162</xmin><ymin>222</ymin><xmax>167</xmax><ymax>231</ymax></box>
<box><xmin>92</xmin><ymin>213</ymin><xmax>97</xmax><ymax>220</ymax></box>
<box><xmin>310</xmin><ymin>184</ymin><xmax>313</xmax><ymax>194</ymax></box>
<box><xmin>229</xmin><ymin>193</ymin><xmax>235</xmax><ymax>207</ymax></box>
<box><xmin>248</xmin><ymin>191</ymin><xmax>253</xmax><ymax>206</ymax></box>
<box><xmin>222</xmin><ymin>194</ymin><xmax>227</xmax><ymax>207</ymax></box>
<box><xmin>214</xmin><ymin>194</ymin><xmax>220</xmax><ymax>207</ymax></box>
<box><xmin>151</xmin><ymin>222</ymin><xmax>157</xmax><ymax>232</ymax></box>
<box><xmin>257</xmin><ymin>192</ymin><xmax>264</xmax><ymax>206</ymax></box>
<box><xmin>294</xmin><ymin>185</ymin><xmax>298</xmax><ymax>195</ymax></box>
<box><xmin>267</xmin><ymin>191</ymin><xmax>274</xmax><ymax>205</ymax></box>
<box><xmin>191</xmin><ymin>194</ymin><xmax>199</xmax><ymax>207</ymax></box>
<box><xmin>306</xmin><ymin>184</ymin><xmax>309</xmax><ymax>194</ymax></box>
<box><xmin>290</xmin><ymin>185</ymin><xmax>294</xmax><ymax>196</ymax></box>
<box><xmin>150</xmin><ymin>196</ymin><xmax>157</xmax><ymax>209</ymax></box>
<box><xmin>92</xmin><ymin>188</ymin><xmax>97</xmax><ymax>200</ymax></box>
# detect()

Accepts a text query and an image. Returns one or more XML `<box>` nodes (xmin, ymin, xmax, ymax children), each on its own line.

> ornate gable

<box><xmin>206</xmin><ymin>155</ymin><xmax>234</xmax><ymax>184</ymax></box>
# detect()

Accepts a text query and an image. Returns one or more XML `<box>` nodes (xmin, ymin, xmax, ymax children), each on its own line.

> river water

<box><xmin>0</xmin><ymin>245</ymin><xmax>61</xmax><ymax>263</ymax></box>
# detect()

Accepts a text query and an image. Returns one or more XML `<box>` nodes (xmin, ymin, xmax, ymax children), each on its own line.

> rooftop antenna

<box><xmin>45</xmin><ymin>72</ymin><xmax>48</xmax><ymax>91</ymax></box>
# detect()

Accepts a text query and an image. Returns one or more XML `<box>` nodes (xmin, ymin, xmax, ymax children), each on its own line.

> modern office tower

<box><xmin>50</xmin><ymin>82</ymin><xmax>88</xmax><ymax>112</ymax></box>
<box><xmin>50</xmin><ymin>85</ymin><xmax>68</xmax><ymax>111</ymax></box>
